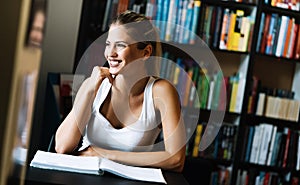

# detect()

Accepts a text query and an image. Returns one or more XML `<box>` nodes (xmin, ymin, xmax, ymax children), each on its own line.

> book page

<box><xmin>30</xmin><ymin>151</ymin><xmax>167</xmax><ymax>183</ymax></box>
<box><xmin>30</xmin><ymin>150</ymin><xmax>101</xmax><ymax>175</ymax></box>
<box><xmin>99</xmin><ymin>158</ymin><xmax>167</xmax><ymax>184</ymax></box>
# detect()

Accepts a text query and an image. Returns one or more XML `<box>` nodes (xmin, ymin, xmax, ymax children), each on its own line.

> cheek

<box><xmin>126</xmin><ymin>50</ymin><xmax>143</xmax><ymax>62</ymax></box>
<box><xmin>104</xmin><ymin>49</ymin><xmax>108</xmax><ymax>59</ymax></box>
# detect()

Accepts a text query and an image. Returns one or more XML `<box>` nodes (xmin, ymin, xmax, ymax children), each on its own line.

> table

<box><xmin>25</xmin><ymin>167</ymin><xmax>190</xmax><ymax>185</ymax></box>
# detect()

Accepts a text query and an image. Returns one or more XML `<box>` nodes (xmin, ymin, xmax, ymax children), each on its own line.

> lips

<box><xmin>109</xmin><ymin>60</ymin><xmax>122</xmax><ymax>67</ymax></box>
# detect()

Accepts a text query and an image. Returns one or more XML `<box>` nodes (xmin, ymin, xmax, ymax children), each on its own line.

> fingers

<box><xmin>90</xmin><ymin>66</ymin><xmax>114</xmax><ymax>96</ymax></box>
<box><xmin>91</xmin><ymin>66</ymin><xmax>113</xmax><ymax>83</ymax></box>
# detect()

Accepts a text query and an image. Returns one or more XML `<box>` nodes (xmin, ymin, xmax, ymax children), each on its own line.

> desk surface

<box><xmin>26</xmin><ymin>167</ymin><xmax>190</xmax><ymax>185</ymax></box>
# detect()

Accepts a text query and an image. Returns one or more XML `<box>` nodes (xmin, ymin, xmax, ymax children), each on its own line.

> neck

<box><xmin>112</xmin><ymin>73</ymin><xmax>149</xmax><ymax>97</ymax></box>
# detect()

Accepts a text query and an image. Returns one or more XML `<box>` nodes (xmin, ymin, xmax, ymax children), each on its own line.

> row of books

<box><xmin>145</xmin><ymin>0</ymin><xmax>202</xmax><ymax>44</ymax></box>
<box><xmin>256</xmin><ymin>13</ymin><xmax>300</xmax><ymax>59</ymax></box>
<box><xmin>191</xmin><ymin>123</ymin><xmax>237</xmax><ymax>161</ymax></box>
<box><xmin>101</xmin><ymin>0</ymin><xmax>126</xmax><ymax>32</ymax></box>
<box><xmin>256</xmin><ymin>94</ymin><xmax>300</xmax><ymax>121</ymax></box>
<box><xmin>236</xmin><ymin>170</ymin><xmax>297</xmax><ymax>185</ymax></box>
<box><xmin>243</xmin><ymin>123</ymin><xmax>300</xmax><ymax>170</ymax></box>
<box><xmin>101</xmin><ymin>0</ymin><xmax>150</xmax><ymax>32</ymax></box>
<box><xmin>218</xmin><ymin>8</ymin><xmax>254</xmax><ymax>52</ymax></box>
<box><xmin>247</xmin><ymin>77</ymin><xmax>300</xmax><ymax>121</ymax></box>
<box><xmin>210</xmin><ymin>166</ymin><xmax>232</xmax><ymax>185</ymax></box>
<box><xmin>223</xmin><ymin>0</ymin><xmax>257</xmax><ymax>3</ymax></box>
<box><xmin>199</xmin><ymin>6</ymin><xmax>254</xmax><ymax>52</ymax></box>
<box><xmin>254</xmin><ymin>87</ymin><xmax>299</xmax><ymax>121</ymax></box>
<box><xmin>159</xmin><ymin>53</ymin><xmax>246</xmax><ymax>113</ymax></box>
<box><xmin>264</xmin><ymin>0</ymin><xmax>300</xmax><ymax>11</ymax></box>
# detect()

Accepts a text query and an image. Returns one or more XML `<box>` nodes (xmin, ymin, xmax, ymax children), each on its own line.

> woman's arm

<box><xmin>55</xmin><ymin>66</ymin><xmax>113</xmax><ymax>154</ymax></box>
<box><xmin>78</xmin><ymin>79</ymin><xmax>186</xmax><ymax>172</ymax></box>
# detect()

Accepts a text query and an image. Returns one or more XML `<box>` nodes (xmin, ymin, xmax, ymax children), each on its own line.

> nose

<box><xmin>105</xmin><ymin>44</ymin><xmax>118</xmax><ymax>57</ymax></box>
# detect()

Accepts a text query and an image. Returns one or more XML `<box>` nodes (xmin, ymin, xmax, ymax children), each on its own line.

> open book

<box><xmin>30</xmin><ymin>150</ymin><xmax>166</xmax><ymax>184</ymax></box>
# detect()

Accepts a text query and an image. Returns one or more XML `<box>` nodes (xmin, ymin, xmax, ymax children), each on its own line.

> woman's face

<box><xmin>104</xmin><ymin>24</ymin><xmax>148</xmax><ymax>75</ymax></box>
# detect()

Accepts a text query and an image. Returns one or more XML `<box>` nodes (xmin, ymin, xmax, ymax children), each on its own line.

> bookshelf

<box><xmin>0</xmin><ymin>0</ymin><xmax>44</xmax><ymax>184</ymax></box>
<box><xmin>72</xmin><ymin>0</ymin><xmax>300</xmax><ymax>185</ymax></box>
<box><xmin>237</xmin><ymin>0</ymin><xmax>300</xmax><ymax>184</ymax></box>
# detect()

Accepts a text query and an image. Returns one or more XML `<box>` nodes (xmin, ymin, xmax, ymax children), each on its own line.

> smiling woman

<box><xmin>55</xmin><ymin>11</ymin><xmax>186</xmax><ymax>172</ymax></box>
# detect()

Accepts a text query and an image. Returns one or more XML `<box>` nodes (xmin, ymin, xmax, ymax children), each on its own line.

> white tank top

<box><xmin>81</xmin><ymin>77</ymin><xmax>162</xmax><ymax>152</ymax></box>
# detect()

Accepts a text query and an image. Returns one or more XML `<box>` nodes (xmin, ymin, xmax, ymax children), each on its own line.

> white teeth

<box><xmin>110</xmin><ymin>61</ymin><xmax>120</xmax><ymax>67</ymax></box>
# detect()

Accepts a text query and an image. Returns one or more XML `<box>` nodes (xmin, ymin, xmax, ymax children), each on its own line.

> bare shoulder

<box><xmin>152</xmin><ymin>78</ymin><xmax>179</xmax><ymax>100</ymax></box>
<box><xmin>76</xmin><ymin>77</ymin><xmax>93</xmax><ymax>94</ymax></box>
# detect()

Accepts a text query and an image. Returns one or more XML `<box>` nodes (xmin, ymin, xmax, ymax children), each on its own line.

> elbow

<box><xmin>168</xmin><ymin>152</ymin><xmax>186</xmax><ymax>173</ymax></box>
<box><xmin>55</xmin><ymin>142</ymin><xmax>67</xmax><ymax>154</ymax></box>
<box><xmin>55</xmin><ymin>135</ymin><xmax>72</xmax><ymax>154</ymax></box>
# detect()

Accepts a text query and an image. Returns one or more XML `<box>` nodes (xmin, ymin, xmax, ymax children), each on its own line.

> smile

<box><xmin>109</xmin><ymin>60</ymin><xmax>122</xmax><ymax>67</ymax></box>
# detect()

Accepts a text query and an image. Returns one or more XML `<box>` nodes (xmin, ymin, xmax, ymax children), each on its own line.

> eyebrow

<box><xmin>106</xmin><ymin>40</ymin><xmax>129</xmax><ymax>44</ymax></box>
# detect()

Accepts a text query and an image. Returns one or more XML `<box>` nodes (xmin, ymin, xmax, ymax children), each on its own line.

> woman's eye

<box><xmin>116</xmin><ymin>43</ymin><xmax>127</xmax><ymax>48</ymax></box>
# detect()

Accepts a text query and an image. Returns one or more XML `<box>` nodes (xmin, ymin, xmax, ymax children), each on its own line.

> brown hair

<box><xmin>110</xmin><ymin>11</ymin><xmax>161</xmax><ymax>58</ymax></box>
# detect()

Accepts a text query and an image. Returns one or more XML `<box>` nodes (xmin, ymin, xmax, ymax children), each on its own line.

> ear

<box><xmin>143</xmin><ymin>44</ymin><xmax>152</xmax><ymax>60</ymax></box>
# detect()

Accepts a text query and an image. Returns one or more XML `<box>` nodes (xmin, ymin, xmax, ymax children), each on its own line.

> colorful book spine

<box><xmin>155</xmin><ymin>0</ymin><xmax>163</xmax><ymax>29</ymax></box>
<box><xmin>265</xmin><ymin>14</ymin><xmax>277</xmax><ymax>54</ymax></box>
<box><xmin>159</xmin><ymin>0</ymin><xmax>170</xmax><ymax>40</ymax></box>
<box><xmin>230</xmin><ymin>10</ymin><xmax>244</xmax><ymax>51</ymax></box>
<box><xmin>178</xmin><ymin>0</ymin><xmax>188</xmax><ymax>43</ymax></box>
<box><xmin>174</xmin><ymin>0</ymin><xmax>183</xmax><ymax>43</ymax></box>
<box><xmin>282</xmin><ymin>18</ymin><xmax>294</xmax><ymax>57</ymax></box>
<box><xmin>229</xmin><ymin>75</ymin><xmax>239</xmax><ymax>113</ymax></box>
<box><xmin>227</xmin><ymin>10</ymin><xmax>237</xmax><ymax>51</ymax></box>
<box><xmin>219</xmin><ymin>8</ymin><xmax>230</xmax><ymax>50</ymax></box>
<box><xmin>275</xmin><ymin>16</ymin><xmax>289</xmax><ymax>57</ymax></box>
<box><xmin>192</xmin><ymin>124</ymin><xmax>203</xmax><ymax>157</ymax></box>
<box><xmin>182</xmin><ymin>1</ymin><xmax>194</xmax><ymax>44</ymax></box>
<box><xmin>165</xmin><ymin>0</ymin><xmax>177</xmax><ymax>41</ymax></box>
<box><xmin>189</xmin><ymin>1</ymin><xmax>201</xmax><ymax>44</ymax></box>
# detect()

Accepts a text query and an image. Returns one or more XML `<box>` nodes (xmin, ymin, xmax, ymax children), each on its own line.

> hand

<box><xmin>89</xmin><ymin>66</ymin><xmax>114</xmax><ymax>96</ymax></box>
<box><xmin>77</xmin><ymin>146</ymin><xmax>99</xmax><ymax>157</ymax></box>
<box><xmin>77</xmin><ymin>146</ymin><xmax>109</xmax><ymax>158</ymax></box>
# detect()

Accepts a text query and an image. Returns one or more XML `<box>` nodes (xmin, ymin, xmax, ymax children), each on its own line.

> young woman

<box><xmin>55</xmin><ymin>11</ymin><xmax>186</xmax><ymax>172</ymax></box>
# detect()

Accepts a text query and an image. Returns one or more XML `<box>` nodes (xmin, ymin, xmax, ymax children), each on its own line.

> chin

<box><xmin>109</xmin><ymin>68</ymin><xmax>120</xmax><ymax>75</ymax></box>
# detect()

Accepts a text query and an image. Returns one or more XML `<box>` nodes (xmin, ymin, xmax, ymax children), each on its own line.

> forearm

<box><xmin>55</xmin><ymin>81</ymin><xmax>95</xmax><ymax>153</ymax></box>
<box><xmin>92</xmin><ymin>146</ymin><xmax>186</xmax><ymax>172</ymax></box>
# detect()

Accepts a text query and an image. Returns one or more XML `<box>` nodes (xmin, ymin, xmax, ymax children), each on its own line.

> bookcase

<box><xmin>73</xmin><ymin>0</ymin><xmax>300</xmax><ymax>185</ymax></box>
<box><xmin>0</xmin><ymin>0</ymin><xmax>44</xmax><ymax>184</ymax></box>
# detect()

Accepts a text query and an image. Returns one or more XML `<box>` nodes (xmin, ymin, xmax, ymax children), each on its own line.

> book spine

<box><xmin>227</xmin><ymin>11</ymin><xmax>237</xmax><ymax>51</ymax></box>
<box><xmin>266</xmin><ymin>126</ymin><xmax>277</xmax><ymax>166</ymax></box>
<box><xmin>260</xmin><ymin>14</ymin><xmax>271</xmax><ymax>54</ymax></box>
<box><xmin>295</xmin><ymin>24</ymin><xmax>300</xmax><ymax>59</ymax></box>
<box><xmin>219</xmin><ymin>8</ymin><xmax>230</xmax><ymax>50</ymax></box>
<box><xmin>256</xmin><ymin>12</ymin><xmax>265</xmax><ymax>52</ymax></box>
<box><xmin>189</xmin><ymin>1</ymin><xmax>201</xmax><ymax>44</ymax></box>
<box><xmin>265</xmin><ymin>14</ymin><xmax>276</xmax><ymax>54</ymax></box>
<box><xmin>212</xmin><ymin>7</ymin><xmax>223</xmax><ymax>48</ymax></box>
<box><xmin>192</xmin><ymin>124</ymin><xmax>203</xmax><ymax>157</ymax></box>
<box><xmin>174</xmin><ymin>0</ymin><xmax>183</xmax><ymax>43</ymax></box>
<box><xmin>159</xmin><ymin>0</ymin><xmax>170</xmax><ymax>40</ymax></box>
<box><xmin>178</xmin><ymin>0</ymin><xmax>188</xmax><ymax>43</ymax></box>
<box><xmin>155</xmin><ymin>0</ymin><xmax>163</xmax><ymax>29</ymax></box>
<box><xmin>102</xmin><ymin>0</ymin><xmax>113</xmax><ymax>32</ymax></box>
<box><xmin>282</xmin><ymin>128</ymin><xmax>291</xmax><ymax>168</ymax></box>
<box><xmin>245</xmin><ymin>126</ymin><xmax>254</xmax><ymax>162</ymax></box>
<box><xmin>165</xmin><ymin>0</ymin><xmax>177</xmax><ymax>41</ymax></box>
<box><xmin>287</xmin><ymin>22</ymin><xmax>298</xmax><ymax>58</ymax></box>
<box><xmin>183</xmin><ymin>1</ymin><xmax>194</xmax><ymax>44</ymax></box>
<box><xmin>275</xmin><ymin>16</ymin><xmax>289</xmax><ymax>57</ymax></box>
<box><xmin>231</xmin><ymin>10</ymin><xmax>244</xmax><ymax>51</ymax></box>
<box><xmin>282</xmin><ymin>18</ymin><xmax>294</xmax><ymax>58</ymax></box>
